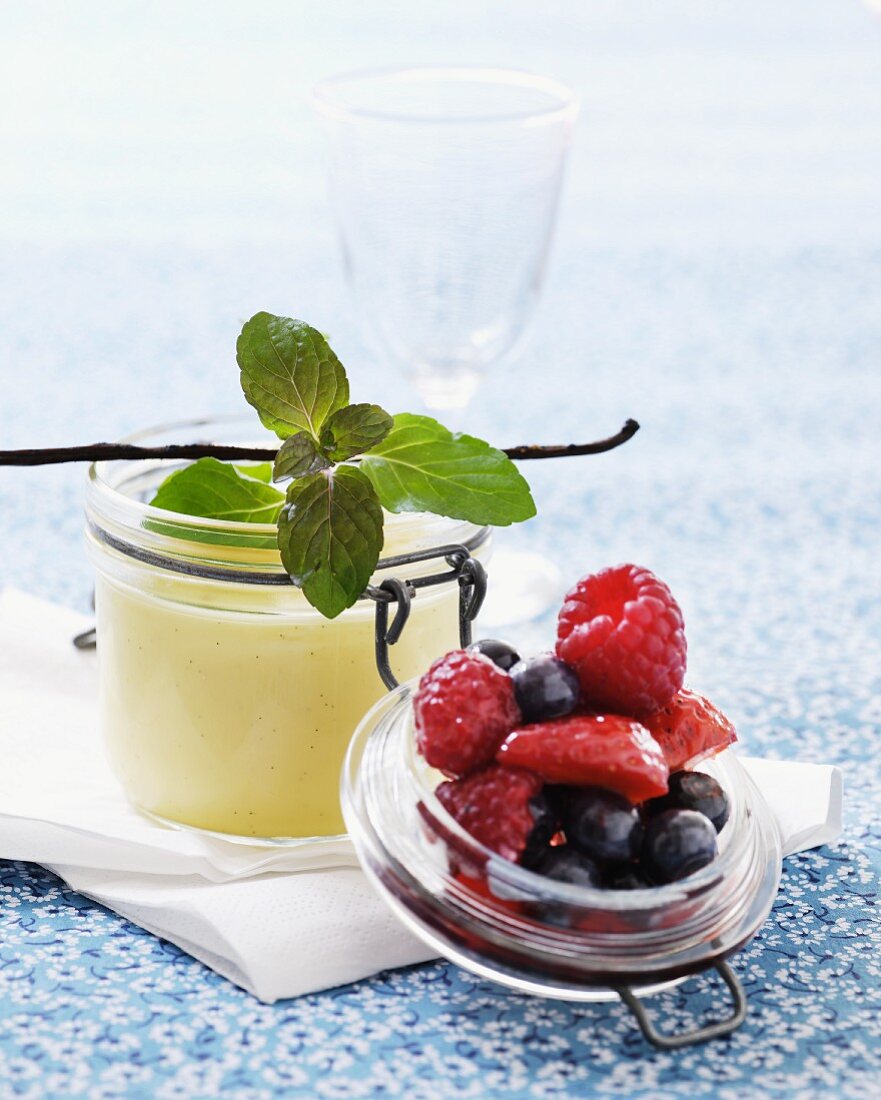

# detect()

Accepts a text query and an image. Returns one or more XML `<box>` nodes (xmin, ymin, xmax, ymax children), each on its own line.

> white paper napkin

<box><xmin>49</xmin><ymin>864</ymin><xmax>432</xmax><ymax>1003</ymax></box>
<box><xmin>0</xmin><ymin>589</ymin><xmax>433</xmax><ymax>1000</ymax></box>
<box><xmin>738</xmin><ymin>756</ymin><xmax>843</xmax><ymax>858</ymax></box>
<box><xmin>0</xmin><ymin>588</ymin><xmax>843</xmax><ymax>1003</ymax></box>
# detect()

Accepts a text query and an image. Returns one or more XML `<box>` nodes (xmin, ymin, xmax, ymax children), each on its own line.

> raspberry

<box><xmin>556</xmin><ymin>564</ymin><xmax>686</xmax><ymax>715</ymax></box>
<box><xmin>435</xmin><ymin>765</ymin><xmax>545</xmax><ymax>863</ymax></box>
<box><xmin>496</xmin><ymin>714</ymin><xmax>669</xmax><ymax>802</ymax></box>
<box><xmin>643</xmin><ymin>689</ymin><xmax>737</xmax><ymax>772</ymax></box>
<box><xmin>415</xmin><ymin>650</ymin><xmax>521</xmax><ymax>777</ymax></box>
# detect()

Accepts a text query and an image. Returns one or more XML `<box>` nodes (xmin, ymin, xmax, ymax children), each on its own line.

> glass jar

<box><xmin>343</xmin><ymin>686</ymin><xmax>783</xmax><ymax>1007</ymax></box>
<box><xmin>85</xmin><ymin>416</ymin><xmax>490</xmax><ymax>844</ymax></box>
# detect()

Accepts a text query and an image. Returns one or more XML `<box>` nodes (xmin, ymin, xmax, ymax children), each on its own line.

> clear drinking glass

<box><xmin>314</xmin><ymin>66</ymin><xmax>578</xmax><ymax>409</ymax></box>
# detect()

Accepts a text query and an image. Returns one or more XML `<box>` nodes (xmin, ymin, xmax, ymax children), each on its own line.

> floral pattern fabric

<box><xmin>1</xmin><ymin>246</ymin><xmax>880</xmax><ymax>1095</ymax></box>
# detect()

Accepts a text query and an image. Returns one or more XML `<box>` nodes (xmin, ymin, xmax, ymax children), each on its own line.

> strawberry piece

<box><xmin>415</xmin><ymin>650</ymin><xmax>521</xmax><ymax>777</ymax></box>
<box><xmin>643</xmin><ymin>689</ymin><xmax>737</xmax><ymax>771</ymax></box>
<box><xmin>496</xmin><ymin>714</ymin><xmax>669</xmax><ymax>802</ymax></box>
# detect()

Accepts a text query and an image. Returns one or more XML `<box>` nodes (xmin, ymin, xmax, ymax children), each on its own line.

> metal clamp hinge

<box><xmin>372</xmin><ymin>547</ymin><xmax>487</xmax><ymax>690</ymax></box>
<box><xmin>615</xmin><ymin>959</ymin><xmax>747</xmax><ymax>1050</ymax></box>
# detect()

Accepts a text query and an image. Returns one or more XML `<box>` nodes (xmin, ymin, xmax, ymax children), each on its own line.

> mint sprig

<box><xmin>237</xmin><ymin>312</ymin><xmax>349</xmax><ymax>439</ymax></box>
<box><xmin>150</xmin><ymin>312</ymin><xmax>535</xmax><ymax>618</ymax></box>
<box><xmin>361</xmin><ymin>413</ymin><xmax>536</xmax><ymax>526</ymax></box>
<box><xmin>273</xmin><ymin>431</ymin><xmax>331</xmax><ymax>482</ymax></box>
<box><xmin>277</xmin><ymin>466</ymin><xmax>384</xmax><ymax>619</ymax></box>
<box><xmin>150</xmin><ymin>457</ymin><xmax>284</xmax><ymax>523</ymax></box>
<box><xmin>319</xmin><ymin>403</ymin><xmax>393</xmax><ymax>462</ymax></box>
<box><xmin>233</xmin><ymin>462</ymin><xmax>274</xmax><ymax>483</ymax></box>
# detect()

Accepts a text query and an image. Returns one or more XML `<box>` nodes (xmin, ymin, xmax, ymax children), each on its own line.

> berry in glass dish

<box><xmin>470</xmin><ymin>638</ymin><xmax>522</xmax><ymax>672</ymax></box>
<box><xmin>496</xmin><ymin>713</ymin><xmax>669</xmax><ymax>803</ymax></box>
<box><xmin>509</xmin><ymin>653</ymin><xmax>581</xmax><ymax>722</ymax></box>
<box><xmin>556</xmin><ymin>563</ymin><xmax>686</xmax><ymax>715</ymax></box>
<box><xmin>645</xmin><ymin>769</ymin><xmax>730</xmax><ymax>833</ymax></box>
<box><xmin>435</xmin><ymin>764</ymin><xmax>546</xmax><ymax>864</ymax></box>
<box><xmin>559</xmin><ymin>786</ymin><xmax>644</xmax><ymax>863</ymax></box>
<box><xmin>520</xmin><ymin>790</ymin><xmax>561</xmax><ymax>868</ymax></box>
<box><xmin>603</xmin><ymin>863</ymin><xmax>653</xmax><ymax>890</ymax></box>
<box><xmin>415</xmin><ymin>650</ymin><xmax>520</xmax><ymax>777</ymax></box>
<box><xmin>531</xmin><ymin>845</ymin><xmax>602</xmax><ymax>887</ymax></box>
<box><xmin>641</xmin><ymin>809</ymin><xmax>718</xmax><ymax>884</ymax></box>
<box><xmin>643</xmin><ymin>689</ymin><xmax>738</xmax><ymax>772</ymax></box>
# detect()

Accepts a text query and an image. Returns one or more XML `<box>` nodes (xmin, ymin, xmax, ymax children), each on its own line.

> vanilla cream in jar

<box><xmin>85</xmin><ymin>417</ymin><xmax>489</xmax><ymax>842</ymax></box>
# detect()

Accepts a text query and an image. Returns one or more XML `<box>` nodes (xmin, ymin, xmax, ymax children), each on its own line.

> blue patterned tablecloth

<box><xmin>1</xmin><ymin>2</ymin><xmax>880</xmax><ymax>1096</ymax></box>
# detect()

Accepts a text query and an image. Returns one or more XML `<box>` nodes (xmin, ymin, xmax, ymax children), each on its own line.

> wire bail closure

<box><xmin>615</xmin><ymin>959</ymin><xmax>747</xmax><ymax>1048</ymax></box>
<box><xmin>76</xmin><ymin>536</ymin><xmax>487</xmax><ymax>690</ymax></box>
<box><xmin>77</xmin><ymin>526</ymin><xmax>490</xmax><ymax>661</ymax></box>
<box><xmin>372</xmin><ymin>545</ymin><xmax>487</xmax><ymax>690</ymax></box>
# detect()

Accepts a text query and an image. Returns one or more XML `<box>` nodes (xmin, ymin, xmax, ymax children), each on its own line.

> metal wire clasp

<box><xmin>615</xmin><ymin>960</ymin><xmax>747</xmax><ymax>1049</ymax></box>
<box><xmin>74</xmin><ymin>535</ymin><xmax>490</xmax><ymax>693</ymax></box>
<box><xmin>371</xmin><ymin>546</ymin><xmax>487</xmax><ymax>690</ymax></box>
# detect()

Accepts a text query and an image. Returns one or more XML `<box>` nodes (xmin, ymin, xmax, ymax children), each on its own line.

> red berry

<box><xmin>435</xmin><ymin>765</ymin><xmax>544</xmax><ymax>863</ymax></box>
<box><xmin>556</xmin><ymin>564</ymin><xmax>686</xmax><ymax>715</ymax></box>
<box><xmin>415</xmin><ymin>650</ymin><xmax>521</xmax><ymax>777</ymax></box>
<box><xmin>643</xmin><ymin>689</ymin><xmax>738</xmax><ymax>771</ymax></box>
<box><xmin>496</xmin><ymin>714</ymin><xmax>669</xmax><ymax>802</ymax></box>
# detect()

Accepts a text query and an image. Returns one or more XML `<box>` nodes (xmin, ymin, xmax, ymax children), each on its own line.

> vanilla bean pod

<box><xmin>0</xmin><ymin>419</ymin><xmax>639</xmax><ymax>468</ymax></box>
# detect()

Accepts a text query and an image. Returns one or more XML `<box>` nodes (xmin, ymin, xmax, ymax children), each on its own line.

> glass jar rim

<box><xmin>89</xmin><ymin>414</ymin><xmax>274</xmax><ymax>537</ymax></box>
<box><xmin>85</xmin><ymin>414</ymin><xmax>489</xmax><ymax>584</ymax></box>
<box><xmin>312</xmin><ymin>65</ymin><xmax>579</xmax><ymax>128</ymax></box>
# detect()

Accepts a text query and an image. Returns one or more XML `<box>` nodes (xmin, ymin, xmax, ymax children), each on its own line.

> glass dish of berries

<box><xmin>342</xmin><ymin>564</ymin><xmax>782</xmax><ymax>1008</ymax></box>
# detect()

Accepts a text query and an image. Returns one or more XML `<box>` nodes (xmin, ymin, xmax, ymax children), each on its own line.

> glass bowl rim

<box><xmin>343</xmin><ymin>677</ymin><xmax>783</xmax><ymax>946</ymax></box>
<box><xmin>342</xmin><ymin>683</ymin><xmax>783</xmax><ymax>995</ymax></box>
<box><xmin>344</xmin><ymin>684</ymin><xmax>765</xmax><ymax>915</ymax></box>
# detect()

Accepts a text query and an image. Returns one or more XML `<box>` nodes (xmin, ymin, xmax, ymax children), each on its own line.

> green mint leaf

<box><xmin>361</xmin><ymin>413</ymin><xmax>536</xmax><ymax>526</ymax></box>
<box><xmin>277</xmin><ymin>466</ymin><xmax>384</xmax><ymax>618</ymax></box>
<box><xmin>319</xmin><ymin>403</ymin><xmax>393</xmax><ymax>462</ymax></box>
<box><xmin>273</xmin><ymin>430</ymin><xmax>332</xmax><ymax>482</ymax></box>
<box><xmin>233</xmin><ymin>462</ymin><xmax>274</xmax><ymax>483</ymax></box>
<box><xmin>237</xmin><ymin>312</ymin><xmax>349</xmax><ymax>440</ymax></box>
<box><xmin>150</xmin><ymin>458</ymin><xmax>285</xmax><ymax>522</ymax></box>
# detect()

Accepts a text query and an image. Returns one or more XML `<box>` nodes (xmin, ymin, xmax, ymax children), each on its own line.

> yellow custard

<box><xmin>86</xmin><ymin>419</ymin><xmax>487</xmax><ymax>842</ymax></box>
<box><xmin>95</xmin><ymin>568</ymin><xmax>462</xmax><ymax>838</ymax></box>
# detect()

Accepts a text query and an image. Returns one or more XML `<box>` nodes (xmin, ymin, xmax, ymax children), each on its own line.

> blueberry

<box><xmin>510</xmin><ymin>654</ymin><xmax>580</xmax><ymax>722</ymax></box>
<box><xmin>521</xmin><ymin>792</ymin><xmax>560</xmax><ymax>869</ymax></box>
<box><xmin>562</xmin><ymin>786</ymin><xmax>643</xmax><ymax>863</ymax></box>
<box><xmin>644</xmin><ymin>770</ymin><xmax>730</xmax><ymax>833</ymax></box>
<box><xmin>604</xmin><ymin>864</ymin><xmax>652</xmax><ymax>890</ymax></box>
<box><xmin>641</xmin><ymin>809</ymin><xmax>718</xmax><ymax>884</ymax></box>
<box><xmin>531</xmin><ymin>845</ymin><xmax>601</xmax><ymax>887</ymax></box>
<box><xmin>470</xmin><ymin>638</ymin><xmax>521</xmax><ymax>672</ymax></box>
